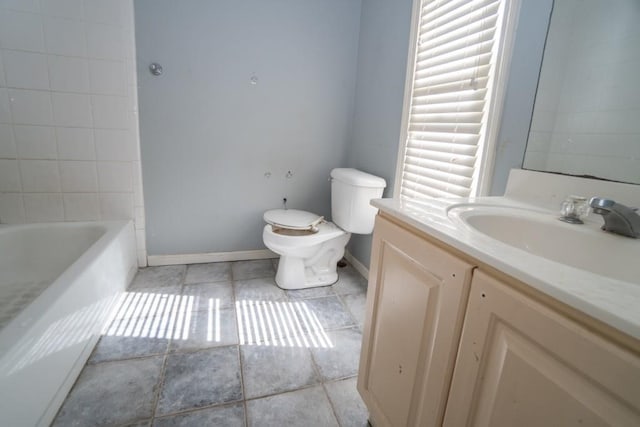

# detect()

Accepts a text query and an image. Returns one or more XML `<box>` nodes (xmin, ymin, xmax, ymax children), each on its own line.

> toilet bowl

<box><xmin>263</xmin><ymin>220</ymin><xmax>350</xmax><ymax>289</ymax></box>
<box><xmin>263</xmin><ymin>168</ymin><xmax>386</xmax><ymax>290</ymax></box>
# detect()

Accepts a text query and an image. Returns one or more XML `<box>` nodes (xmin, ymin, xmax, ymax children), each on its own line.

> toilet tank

<box><xmin>331</xmin><ymin>168</ymin><xmax>386</xmax><ymax>234</ymax></box>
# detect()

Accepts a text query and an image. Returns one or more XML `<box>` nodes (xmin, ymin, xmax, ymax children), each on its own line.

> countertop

<box><xmin>372</xmin><ymin>196</ymin><xmax>640</xmax><ymax>341</ymax></box>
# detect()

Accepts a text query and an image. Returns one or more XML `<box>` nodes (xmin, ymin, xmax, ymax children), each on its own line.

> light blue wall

<box><xmin>135</xmin><ymin>0</ymin><xmax>362</xmax><ymax>255</ymax></box>
<box><xmin>347</xmin><ymin>0</ymin><xmax>553</xmax><ymax>267</ymax></box>
<box><xmin>490</xmin><ymin>0</ymin><xmax>554</xmax><ymax>195</ymax></box>
<box><xmin>135</xmin><ymin>0</ymin><xmax>553</xmax><ymax>264</ymax></box>
<box><xmin>346</xmin><ymin>0</ymin><xmax>414</xmax><ymax>267</ymax></box>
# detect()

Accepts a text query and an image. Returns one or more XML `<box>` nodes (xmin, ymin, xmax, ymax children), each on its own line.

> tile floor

<box><xmin>52</xmin><ymin>259</ymin><xmax>370</xmax><ymax>427</ymax></box>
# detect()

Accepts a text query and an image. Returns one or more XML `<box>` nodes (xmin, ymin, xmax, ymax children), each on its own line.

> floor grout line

<box><xmin>53</xmin><ymin>260</ymin><xmax>369</xmax><ymax>426</ymax></box>
<box><xmin>322</xmin><ymin>381</ymin><xmax>344</xmax><ymax>426</ymax></box>
<box><xmin>148</xmin><ymin>269</ymin><xmax>185</xmax><ymax>424</ymax></box>
<box><xmin>229</xmin><ymin>271</ymin><xmax>250</xmax><ymax>427</ymax></box>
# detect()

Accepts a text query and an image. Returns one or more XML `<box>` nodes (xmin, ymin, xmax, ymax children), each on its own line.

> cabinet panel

<box><xmin>445</xmin><ymin>270</ymin><xmax>640</xmax><ymax>426</ymax></box>
<box><xmin>358</xmin><ymin>216</ymin><xmax>473</xmax><ymax>426</ymax></box>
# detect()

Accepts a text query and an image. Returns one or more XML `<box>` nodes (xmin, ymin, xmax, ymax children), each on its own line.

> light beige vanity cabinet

<box><xmin>357</xmin><ymin>215</ymin><xmax>475</xmax><ymax>426</ymax></box>
<box><xmin>358</xmin><ymin>213</ymin><xmax>640</xmax><ymax>427</ymax></box>
<box><xmin>444</xmin><ymin>270</ymin><xmax>640</xmax><ymax>426</ymax></box>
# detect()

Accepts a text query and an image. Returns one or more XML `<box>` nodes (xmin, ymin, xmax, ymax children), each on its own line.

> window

<box><xmin>396</xmin><ymin>0</ymin><xmax>518</xmax><ymax>199</ymax></box>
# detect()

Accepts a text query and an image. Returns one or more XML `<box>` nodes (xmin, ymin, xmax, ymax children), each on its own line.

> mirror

<box><xmin>523</xmin><ymin>0</ymin><xmax>640</xmax><ymax>184</ymax></box>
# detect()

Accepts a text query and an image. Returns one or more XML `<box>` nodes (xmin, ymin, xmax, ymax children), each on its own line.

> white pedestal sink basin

<box><xmin>447</xmin><ymin>204</ymin><xmax>640</xmax><ymax>284</ymax></box>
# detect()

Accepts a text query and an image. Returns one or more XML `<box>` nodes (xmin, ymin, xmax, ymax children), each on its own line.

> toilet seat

<box><xmin>263</xmin><ymin>221</ymin><xmax>347</xmax><ymax>247</ymax></box>
<box><xmin>264</xmin><ymin>209</ymin><xmax>324</xmax><ymax>234</ymax></box>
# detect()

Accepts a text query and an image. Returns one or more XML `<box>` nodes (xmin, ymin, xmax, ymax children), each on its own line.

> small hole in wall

<box><xmin>481</xmin><ymin>293</ymin><xmax>486</xmax><ymax>298</ymax></box>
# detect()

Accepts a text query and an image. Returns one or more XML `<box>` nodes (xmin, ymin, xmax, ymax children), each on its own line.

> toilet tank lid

<box><xmin>264</xmin><ymin>209</ymin><xmax>324</xmax><ymax>230</ymax></box>
<box><xmin>330</xmin><ymin>168</ymin><xmax>387</xmax><ymax>188</ymax></box>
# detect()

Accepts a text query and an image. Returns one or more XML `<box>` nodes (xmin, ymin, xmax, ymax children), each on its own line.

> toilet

<box><xmin>262</xmin><ymin>168</ymin><xmax>386</xmax><ymax>289</ymax></box>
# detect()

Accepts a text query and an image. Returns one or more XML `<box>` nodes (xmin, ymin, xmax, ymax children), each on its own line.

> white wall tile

<box><xmin>94</xmin><ymin>128</ymin><xmax>133</xmax><ymax>160</ymax></box>
<box><xmin>0</xmin><ymin>89</ymin><xmax>11</xmax><ymax>123</ymax></box>
<box><xmin>135</xmin><ymin>228</ymin><xmax>145</xmax><ymax>251</ymax></box>
<box><xmin>59</xmin><ymin>160</ymin><xmax>97</xmax><ymax>191</ymax></box>
<box><xmin>91</xmin><ymin>95</ymin><xmax>127</xmax><ymax>128</ymax></box>
<box><xmin>120</xmin><ymin>0</ymin><xmax>133</xmax><ymax>29</ymax></box>
<box><xmin>137</xmin><ymin>250</ymin><xmax>147</xmax><ymax>267</ymax></box>
<box><xmin>87</xmin><ymin>24</ymin><xmax>123</xmax><ymax>60</ymax></box>
<box><xmin>526</xmin><ymin>131</ymin><xmax>551</xmax><ymax>152</ymax></box>
<box><xmin>51</xmin><ymin>92</ymin><xmax>92</xmax><ymax>127</ymax></box>
<box><xmin>597</xmin><ymin>110</ymin><xmax>640</xmax><ymax>135</ymax></box>
<box><xmin>8</xmin><ymin>89</ymin><xmax>53</xmax><ymax>125</ymax></box>
<box><xmin>611</xmin><ymin>159</ymin><xmax>640</xmax><ymax>184</ymax></box>
<box><xmin>530</xmin><ymin>109</ymin><xmax>556</xmax><ymax>133</ymax></box>
<box><xmin>43</xmin><ymin>16</ymin><xmax>86</xmax><ymax>56</ymax></box>
<box><xmin>0</xmin><ymin>1</ymin><xmax>141</xmax><ymax>230</ymax></box>
<box><xmin>23</xmin><ymin>193</ymin><xmax>63</xmax><ymax>221</ymax></box>
<box><xmin>56</xmin><ymin>127</ymin><xmax>95</xmax><ymax>160</ymax></box>
<box><xmin>132</xmin><ymin>160</ymin><xmax>143</xmax><ymax>205</ymax></box>
<box><xmin>14</xmin><ymin>124</ymin><xmax>57</xmax><ymax>159</ymax></box>
<box><xmin>123</xmin><ymin>29</ymin><xmax>135</xmax><ymax>61</ymax></box>
<box><xmin>602</xmin><ymin>81</ymin><xmax>640</xmax><ymax>111</ymax></box>
<box><xmin>99</xmin><ymin>192</ymin><xmax>132</xmax><ymax>219</ymax></box>
<box><xmin>19</xmin><ymin>159</ymin><xmax>60</xmax><ymax>191</ymax></box>
<box><xmin>48</xmin><ymin>55</ymin><xmax>90</xmax><ymax>92</ymax></box>
<box><xmin>83</xmin><ymin>0</ymin><xmax>121</xmax><ymax>25</ymax></box>
<box><xmin>0</xmin><ymin>123</ymin><xmax>17</xmax><ymax>157</ymax></box>
<box><xmin>0</xmin><ymin>10</ymin><xmax>45</xmax><ymax>52</ymax></box>
<box><xmin>576</xmin><ymin>133</ymin><xmax>621</xmax><ymax>157</ymax></box>
<box><xmin>522</xmin><ymin>150</ymin><xmax>549</xmax><ymax>171</ymax></box>
<box><xmin>89</xmin><ymin>59</ymin><xmax>126</xmax><ymax>95</ymax></box>
<box><xmin>63</xmin><ymin>192</ymin><xmax>99</xmax><ymax>220</ymax></box>
<box><xmin>0</xmin><ymin>0</ymin><xmax>40</xmax><ymax>13</ymax></box>
<box><xmin>536</xmin><ymin>1</ymin><xmax>640</xmax><ymax>185</ymax></box>
<box><xmin>2</xmin><ymin>50</ymin><xmax>49</xmax><ymax>90</ymax></box>
<box><xmin>619</xmin><ymin>134</ymin><xmax>640</xmax><ymax>158</ymax></box>
<box><xmin>577</xmin><ymin>154</ymin><xmax>636</xmax><ymax>184</ymax></box>
<box><xmin>40</xmin><ymin>0</ymin><xmax>83</xmax><ymax>20</ymax></box>
<box><xmin>0</xmin><ymin>158</ymin><xmax>21</xmax><ymax>190</ymax></box>
<box><xmin>97</xmin><ymin>161</ymin><xmax>131</xmax><ymax>191</ymax></box>
<box><xmin>134</xmin><ymin>205</ymin><xmax>145</xmax><ymax>228</ymax></box>
<box><xmin>125</xmin><ymin>60</ymin><xmax>137</xmax><ymax>88</ymax></box>
<box><xmin>553</xmin><ymin>112</ymin><xmax>571</xmax><ymax>134</ymax></box>
<box><xmin>0</xmin><ymin>193</ymin><xmax>25</xmax><ymax>223</ymax></box>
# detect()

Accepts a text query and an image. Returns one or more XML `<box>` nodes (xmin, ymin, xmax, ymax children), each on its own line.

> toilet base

<box><xmin>273</xmin><ymin>233</ymin><xmax>350</xmax><ymax>290</ymax></box>
<box><xmin>275</xmin><ymin>259</ymin><xmax>338</xmax><ymax>290</ymax></box>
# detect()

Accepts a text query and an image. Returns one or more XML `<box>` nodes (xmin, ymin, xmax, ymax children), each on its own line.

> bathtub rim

<box><xmin>0</xmin><ymin>219</ymin><xmax>137</xmax><ymax>426</ymax></box>
<box><xmin>0</xmin><ymin>220</ymin><xmax>133</xmax><ymax>352</ymax></box>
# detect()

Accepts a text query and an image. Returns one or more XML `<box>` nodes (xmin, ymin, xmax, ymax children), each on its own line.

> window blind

<box><xmin>399</xmin><ymin>0</ymin><xmax>505</xmax><ymax>199</ymax></box>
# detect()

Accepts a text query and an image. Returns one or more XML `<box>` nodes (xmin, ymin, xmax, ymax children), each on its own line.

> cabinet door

<box><xmin>358</xmin><ymin>216</ymin><xmax>473</xmax><ymax>427</ymax></box>
<box><xmin>445</xmin><ymin>270</ymin><xmax>640</xmax><ymax>426</ymax></box>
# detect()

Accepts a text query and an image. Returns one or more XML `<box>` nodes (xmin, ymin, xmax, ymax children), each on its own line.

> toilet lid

<box><xmin>263</xmin><ymin>209</ymin><xmax>324</xmax><ymax>231</ymax></box>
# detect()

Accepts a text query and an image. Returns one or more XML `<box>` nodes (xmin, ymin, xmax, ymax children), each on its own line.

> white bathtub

<box><xmin>0</xmin><ymin>221</ymin><xmax>137</xmax><ymax>427</ymax></box>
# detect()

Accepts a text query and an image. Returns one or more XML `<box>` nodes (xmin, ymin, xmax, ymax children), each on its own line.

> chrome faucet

<box><xmin>589</xmin><ymin>197</ymin><xmax>640</xmax><ymax>238</ymax></box>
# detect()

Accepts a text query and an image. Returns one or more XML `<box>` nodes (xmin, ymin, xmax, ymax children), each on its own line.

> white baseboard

<box><xmin>148</xmin><ymin>248</ymin><xmax>368</xmax><ymax>281</ymax></box>
<box><xmin>344</xmin><ymin>250</ymin><xmax>369</xmax><ymax>280</ymax></box>
<box><xmin>147</xmin><ymin>249</ymin><xmax>277</xmax><ymax>266</ymax></box>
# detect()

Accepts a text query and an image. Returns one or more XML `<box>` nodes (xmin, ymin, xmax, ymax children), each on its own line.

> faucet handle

<box><xmin>560</xmin><ymin>195</ymin><xmax>589</xmax><ymax>224</ymax></box>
